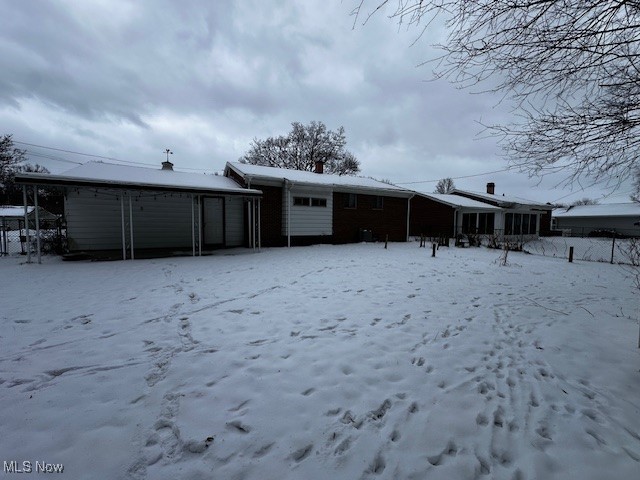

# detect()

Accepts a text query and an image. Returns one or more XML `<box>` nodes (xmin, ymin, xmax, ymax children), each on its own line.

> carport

<box><xmin>15</xmin><ymin>161</ymin><xmax>262</xmax><ymax>262</ymax></box>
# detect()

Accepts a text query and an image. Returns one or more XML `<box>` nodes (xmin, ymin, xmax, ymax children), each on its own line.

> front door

<box><xmin>203</xmin><ymin>197</ymin><xmax>224</xmax><ymax>246</ymax></box>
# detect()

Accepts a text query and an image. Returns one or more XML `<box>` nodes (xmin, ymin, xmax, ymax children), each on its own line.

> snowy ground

<box><xmin>1</xmin><ymin>243</ymin><xmax>639</xmax><ymax>480</ymax></box>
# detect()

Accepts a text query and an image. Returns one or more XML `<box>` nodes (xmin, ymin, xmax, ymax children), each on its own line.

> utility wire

<box><xmin>396</xmin><ymin>167</ymin><xmax>512</xmax><ymax>185</ymax></box>
<box><xmin>14</xmin><ymin>140</ymin><xmax>213</xmax><ymax>172</ymax></box>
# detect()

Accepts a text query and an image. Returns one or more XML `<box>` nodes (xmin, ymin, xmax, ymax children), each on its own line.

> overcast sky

<box><xmin>0</xmin><ymin>0</ymin><xmax>634</xmax><ymax>204</ymax></box>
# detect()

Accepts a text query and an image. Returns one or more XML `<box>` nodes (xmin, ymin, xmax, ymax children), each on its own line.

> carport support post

<box><xmin>1</xmin><ymin>217</ymin><xmax>6</xmax><ymax>255</ymax></box>
<box><xmin>129</xmin><ymin>193</ymin><xmax>135</xmax><ymax>260</ymax></box>
<box><xmin>257</xmin><ymin>198</ymin><xmax>261</xmax><ymax>251</ymax></box>
<box><xmin>198</xmin><ymin>195</ymin><xmax>202</xmax><ymax>256</ymax></box>
<box><xmin>34</xmin><ymin>185</ymin><xmax>41</xmax><ymax>264</ymax></box>
<box><xmin>252</xmin><ymin>199</ymin><xmax>257</xmax><ymax>251</ymax></box>
<box><xmin>120</xmin><ymin>194</ymin><xmax>126</xmax><ymax>260</ymax></box>
<box><xmin>23</xmin><ymin>185</ymin><xmax>31</xmax><ymax>263</ymax></box>
<box><xmin>191</xmin><ymin>194</ymin><xmax>195</xmax><ymax>257</ymax></box>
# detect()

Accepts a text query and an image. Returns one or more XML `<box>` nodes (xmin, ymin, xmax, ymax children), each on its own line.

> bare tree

<box><xmin>434</xmin><ymin>177</ymin><xmax>455</xmax><ymax>194</ymax></box>
<box><xmin>352</xmin><ymin>1</ymin><xmax>640</xmax><ymax>195</ymax></box>
<box><xmin>571</xmin><ymin>198</ymin><xmax>600</xmax><ymax>206</ymax></box>
<box><xmin>240</xmin><ymin>121</ymin><xmax>360</xmax><ymax>175</ymax></box>
<box><xmin>0</xmin><ymin>134</ymin><xmax>28</xmax><ymax>204</ymax></box>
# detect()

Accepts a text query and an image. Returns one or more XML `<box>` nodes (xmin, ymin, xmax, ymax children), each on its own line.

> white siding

<box><xmin>225</xmin><ymin>196</ymin><xmax>244</xmax><ymax>246</ymax></box>
<box><xmin>203</xmin><ymin>197</ymin><xmax>224</xmax><ymax>245</ymax></box>
<box><xmin>281</xmin><ymin>187</ymin><xmax>333</xmax><ymax>236</ymax></box>
<box><xmin>66</xmin><ymin>189</ymin><xmax>193</xmax><ymax>250</ymax></box>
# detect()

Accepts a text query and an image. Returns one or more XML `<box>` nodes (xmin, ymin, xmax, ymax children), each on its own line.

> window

<box><xmin>478</xmin><ymin>213</ymin><xmax>495</xmax><ymax>234</ymax></box>
<box><xmin>293</xmin><ymin>197</ymin><xmax>310</xmax><ymax>206</ymax></box>
<box><xmin>462</xmin><ymin>213</ymin><xmax>477</xmax><ymax>234</ymax></box>
<box><xmin>345</xmin><ymin>193</ymin><xmax>357</xmax><ymax>208</ymax></box>
<box><xmin>293</xmin><ymin>197</ymin><xmax>327</xmax><ymax>207</ymax></box>
<box><xmin>504</xmin><ymin>213</ymin><xmax>537</xmax><ymax>235</ymax></box>
<box><xmin>505</xmin><ymin>213</ymin><xmax>514</xmax><ymax>235</ymax></box>
<box><xmin>374</xmin><ymin>196</ymin><xmax>384</xmax><ymax>209</ymax></box>
<box><xmin>529</xmin><ymin>214</ymin><xmax>537</xmax><ymax>234</ymax></box>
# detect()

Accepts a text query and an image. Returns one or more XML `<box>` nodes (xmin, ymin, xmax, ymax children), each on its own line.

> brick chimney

<box><xmin>314</xmin><ymin>160</ymin><xmax>324</xmax><ymax>174</ymax></box>
<box><xmin>486</xmin><ymin>182</ymin><xmax>495</xmax><ymax>195</ymax></box>
<box><xmin>162</xmin><ymin>161</ymin><xmax>174</xmax><ymax>171</ymax></box>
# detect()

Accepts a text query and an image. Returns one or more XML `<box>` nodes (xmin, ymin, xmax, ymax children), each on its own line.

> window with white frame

<box><xmin>293</xmin><ymin>196</ymin><xmax>327</xmax><ymax>207</ymax></box>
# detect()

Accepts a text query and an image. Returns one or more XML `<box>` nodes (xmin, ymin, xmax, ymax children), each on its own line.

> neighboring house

<box><xmin>450</xmin><ymin>183</ymin><xmax>553</xmax><ymax>238</ymax></box>
<box><xmin>409</xmin><ymin>193</ymin><xmax>502</xmax><ymax>238</ymax></box>
<box><xmin>15</xmin><ymin>161</ymin><xmax>262</xmax><ymax>259</ymax></box>
<box><xmin>553</xmin><ymin>203</ymin><xmax>640</xmax><ymax>237</ymax></box>
<box><xmin>224</xmin><ymin>161</ymin><xmax>415</xmax><ymax>246</ymax></box>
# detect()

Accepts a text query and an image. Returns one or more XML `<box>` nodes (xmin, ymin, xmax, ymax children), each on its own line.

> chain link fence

<box><xmin>523</xmin><ymin>228</ymin><xmax>639</xmax><ymax>266</ymax></box>
<box><xmin>0</xmin><ymin>215</ymin><xmax>67</xmax><ymax>257</ymax></box>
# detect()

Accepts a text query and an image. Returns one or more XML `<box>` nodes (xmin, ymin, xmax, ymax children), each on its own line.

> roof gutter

<box><xmin>14</xmin><ymin>173</ymin><xmax>262</xmax><ymax>197</ymax></box>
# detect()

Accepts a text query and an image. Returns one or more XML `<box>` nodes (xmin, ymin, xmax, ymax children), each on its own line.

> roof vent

<box><xmin>486</xmin><ymin>182</ymin><xmax>495</xmax><ymax>195</ymax></box>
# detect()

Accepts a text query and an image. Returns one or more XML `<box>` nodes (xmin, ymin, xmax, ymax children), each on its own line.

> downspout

<box><xmin>285</xmin><ymin>179</ymin><xmax>291</xmax><ymax>248</ymax></box>
<box><xmin>453</xmin><ymin>208</ymin><xmax>459</xmax><ymax>238</ymax></box>
<box><xmin>406</xmin><ymin>194</ymin><xmax>415</xmax><ymax>242</ymax></box>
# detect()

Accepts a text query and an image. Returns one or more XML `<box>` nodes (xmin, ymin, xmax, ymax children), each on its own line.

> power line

<box><xmin>24</xmin><ymin>150</ymin><xmax>83</xmax><ymax>165</ymax></box>
<box><xmin>396</xmin><ymin>167</ymin><xmax>512</xmax><ymax>185</ymax></box>
<box><xmin>13</xmin><ymin>139</ymin><xmax>213</xmax><ymax>172</ymax></box>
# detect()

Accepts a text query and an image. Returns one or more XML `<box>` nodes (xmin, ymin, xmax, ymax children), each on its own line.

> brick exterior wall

<box><xmin>333</xmin><ymin>192</ymin><xmax>408</xmax><ymax>243</ymax></box>
<box><xmin>258</xmin><ymin>185</ymin><xmax>286</xmax><ymax>247</ymax></box>
<box><xmin>410</xmin><ymin>196</ymin><xmax>455</xmax><ymax>237</ymax></box>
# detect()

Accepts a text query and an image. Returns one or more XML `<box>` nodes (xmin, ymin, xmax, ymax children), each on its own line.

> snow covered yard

<box><xmin>1</xmin><ymin>244</ymin><xmax>639</xmax><ymax>480</ymax></box>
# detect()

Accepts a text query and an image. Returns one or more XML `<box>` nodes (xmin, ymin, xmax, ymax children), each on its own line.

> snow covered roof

<box><xmin>416</xmin><ymin>193</ymin><xmax>502</xmax><ymax>210</ymax></box>
<box><xmin>554</xmin><ymin>202</ymin><xmax>640</xmax><ymax>218</ymax></box>
<box><xmin>0</xmin><ymin>206</ymin><xmax>35</xmax><ymax>217</ymax></box>
<box><xmin>15</xmin><ymin>161</ymin><xmax>261</xmax><ymax>196</ymax></box>
<box><xmin>226</xmin><ymin>162</ymin><xmax>413</xmax><ymax>196</ymax></box>
<box><xmin>450</xmin><ymin>189</ymin><xmax>551</xmax><ymax>208</ymax></box>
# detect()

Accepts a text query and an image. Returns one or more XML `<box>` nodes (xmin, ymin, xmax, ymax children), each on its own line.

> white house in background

<box><xmin>553</xmin><ymin>203</ymin><xmax>640</xmax><ymax>237</ymax></box>
<box><xmin>450</xmin><ymin>183</ymin><xmax>553</xmax><ymax>237</ymax></box>
<box><xmin>15</xmin><ymin>161</ymin><xmax>262</xmax><ymax>259</ymax></box>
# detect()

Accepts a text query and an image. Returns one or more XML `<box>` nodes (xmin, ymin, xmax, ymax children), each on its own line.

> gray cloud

<box><xmin>0</xmin><ymin>0</ymin><xmax>633</xmax><ymax>203</ymax></box>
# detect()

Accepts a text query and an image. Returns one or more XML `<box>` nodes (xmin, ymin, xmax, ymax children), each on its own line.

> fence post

<box><xmin>610</xmin><ymin>234</ymin><xmax>616</xmax><ymax>264</ymax></box>
<box><xmin>384</xmin><ymin>234</ymin><xmax>388</xmax><ymax>249</ymax></box>
<box><xmin>568</xmin><ymin>246</ymin><xmax>574</xmax><ymax>263</ymax></box>
<box><xmin>432</xmin><ymin>243</ymin><xmax>436</xmax><ymax>257</ymax></box>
